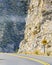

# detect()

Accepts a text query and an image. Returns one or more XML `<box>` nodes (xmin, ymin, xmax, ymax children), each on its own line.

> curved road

<box><xmin>0</xmin><ymin>54</ymin><xmax>52</xmax><ymax>65</ymax></box>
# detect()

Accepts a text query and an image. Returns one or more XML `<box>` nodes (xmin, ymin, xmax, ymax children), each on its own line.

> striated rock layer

<box><xmin>18</xmin><ymin>0</ymin><xmax>52</xmax><ymax>55</ymax></box>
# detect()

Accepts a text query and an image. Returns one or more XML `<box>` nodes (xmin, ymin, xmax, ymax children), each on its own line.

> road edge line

<box><xmin>8</xmin><ymin>54</ymin><xmax>50</xmax><ymax>65</ymax></box>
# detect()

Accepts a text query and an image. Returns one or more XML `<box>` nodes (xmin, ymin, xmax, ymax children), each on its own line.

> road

<box><xmin>0</xmin><ymin>54</ymin><xmax>52</xmax><ymax>65</ymax></box>
<box><xmin>20</xmin><ymin>54</ymin><xmax>52</xmax><ymax>65</ymax></box>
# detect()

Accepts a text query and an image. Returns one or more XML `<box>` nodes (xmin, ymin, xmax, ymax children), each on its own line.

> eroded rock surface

<box><xmin>18</xmin><ymin>0</ymin><xmax>52</xmax><ymax>55</ymax></box>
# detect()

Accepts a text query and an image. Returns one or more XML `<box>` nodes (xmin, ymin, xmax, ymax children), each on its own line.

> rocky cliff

<box><xmin>18</xmin><ymin>0</ymin><xmax>52</xmax><ymax>55</ymax></box>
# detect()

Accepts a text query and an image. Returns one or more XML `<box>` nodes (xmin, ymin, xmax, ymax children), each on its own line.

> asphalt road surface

<box><xmin>0</xmin><ymin>54</ymin><xmax>52</xmax><ymax>65</ymax></box>
<box><xmin>21</xmin><ymin>54</ymin><xmax>52</xmax><ymax>65</ymax></box>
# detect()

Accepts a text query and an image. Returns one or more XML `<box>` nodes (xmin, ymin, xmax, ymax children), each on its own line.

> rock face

<box><xmin>0</xmin><ymin>0</ymin><xmax>27</xmax><ymax>52</ymax></box>
<box><xmin>18</xmin><ymin>0</ymin><xmax>52</xmax><ymax>55</ymax></box>
<box><xmin>0</xmin><ymin>0</ymin><xmax>28</xmax><ymax>16</ymax></box>
<box><xmin>0</xmin><ymin>20</ymin><xmax>25</xmax><ymax>52</ymax></box>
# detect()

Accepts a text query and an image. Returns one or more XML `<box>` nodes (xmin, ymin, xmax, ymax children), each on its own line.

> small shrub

<box><xmin>47</xmin><ymin>52</ymin><xmax>50</xmax><ymax>56</ymax></box>
<box><xmin>33</xmin><ymin>50</ymin><xmax>40</xmax><ymax>55</ymax></box>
